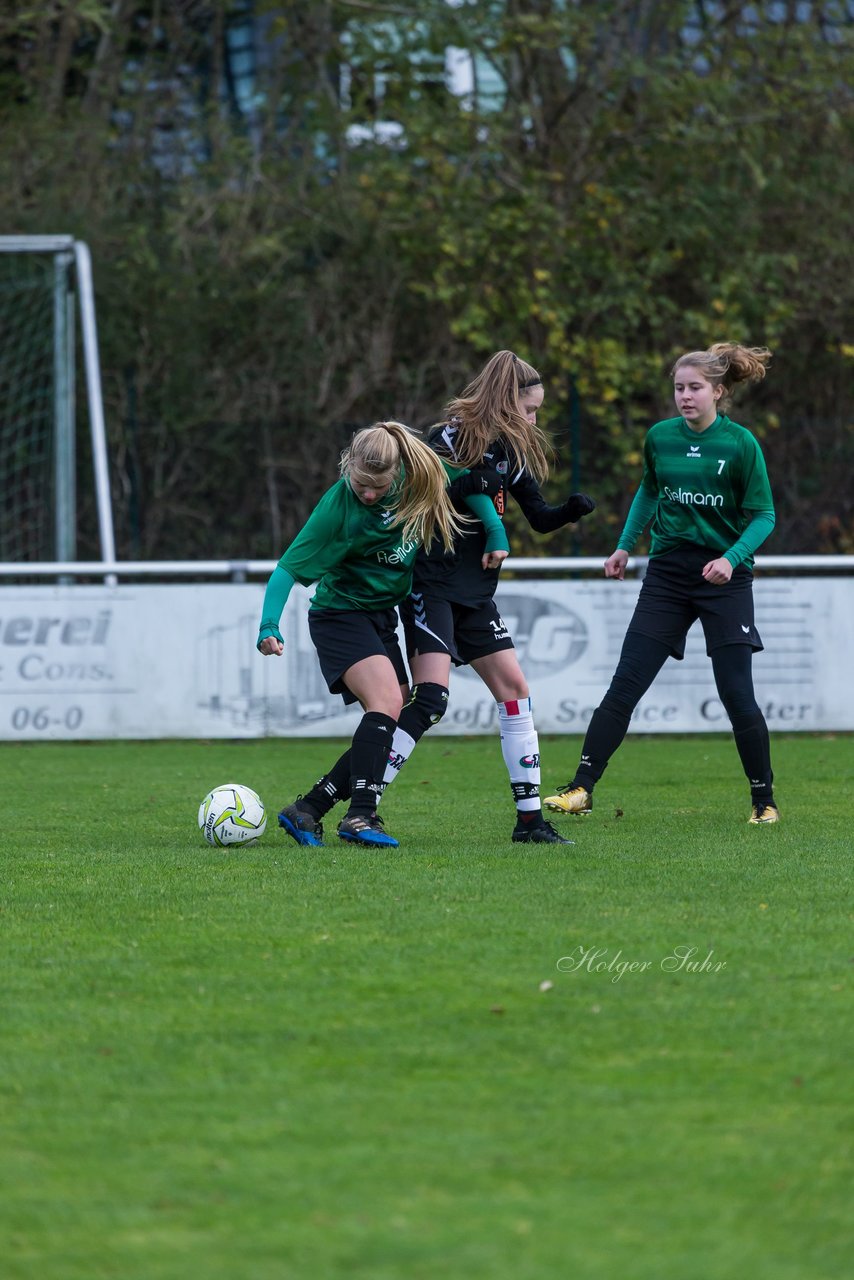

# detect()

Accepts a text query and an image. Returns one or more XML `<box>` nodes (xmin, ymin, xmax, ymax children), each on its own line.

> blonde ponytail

<box><xmin>341</xmin><ymin>421</ymin><xmax>467</xmax><ymax>553</ymax></box>
<box><xmin>672</xmin><ymin>343</ymin><xmax>772</xmax><ymax>409</ymax></box>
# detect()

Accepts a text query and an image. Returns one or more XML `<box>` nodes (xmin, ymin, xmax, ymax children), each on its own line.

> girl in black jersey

<box><xmin>544</xmin><ymin>342</ymin><xmax>780</xmax><ymax>825</ymax></box>
<box><xmin>384</xmin><ymin>349</ymin><xmax>596</xmax><ymax>845</ymax></box>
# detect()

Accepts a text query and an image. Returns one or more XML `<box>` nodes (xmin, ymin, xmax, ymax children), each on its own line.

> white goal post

<box><xmin>0</xmin><ymin>235</ymin><xmax>115</xmax><ymax>564</ymax></box>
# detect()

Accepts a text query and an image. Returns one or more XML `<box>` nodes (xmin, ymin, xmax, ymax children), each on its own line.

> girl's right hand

<box><xmin>482</xmin><ymin>548</ymin><xmax>509</xmax><ymax>571</ymax></box>
<box><xmin>257</xmin><ymin>636</ymin><xmax>284</xmax><ymax>656</ymax></box>
<box><xmin>604</xmin><ymin>549</ymin><xmax>629</xmax><ymax>580</ymax></box>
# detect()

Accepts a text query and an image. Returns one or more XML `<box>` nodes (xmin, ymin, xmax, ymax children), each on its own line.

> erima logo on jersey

<box><xmin>663</xmin><ymin>486</ymin><xmax>724</xmax><ymax>507</ymax></box>
<box><xmin>377</xmin><ymin>538</ymin><xmax>417</xmax><ymax>565</ymax></box>
<box><xmin>380</xmin><ymin>509</ymin><xmax>395</xmax><ymax>525</ymax></box>
<box><xmin>687</xmin><ymin>445</ymin><xmax>702</xmax><ymax>458</ymax></box>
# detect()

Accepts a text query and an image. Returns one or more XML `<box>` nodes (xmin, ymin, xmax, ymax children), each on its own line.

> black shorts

<box><xmin>308</xmin><ymin>607</ymin><xmax>409</xmax><ymax>705</ymax></box>
<box><xmin>399</xmin><ymin>591</ymin><xmax>515</xmax><ymax>667</ymax></box>
<box><xmin>628</xmin><ymin>544</ymin><xmax>763</xmax><ymax>660</ymax></box>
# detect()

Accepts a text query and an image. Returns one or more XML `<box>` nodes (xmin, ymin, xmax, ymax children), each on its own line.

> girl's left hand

<box><xmin>702</xmin><ymin>557</ymin><xmax>733</xmax><ymax>585</ymax></box>
<box><xmin>482</xmin><ymin>549</ymin><xmax>509</xmax><ymax>571</ymax></box>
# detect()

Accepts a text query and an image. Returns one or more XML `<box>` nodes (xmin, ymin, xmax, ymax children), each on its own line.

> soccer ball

<box><xmin>198</xmin><ymin>783</ymin><xmax>267</xmax><ymax>847</ymax></box>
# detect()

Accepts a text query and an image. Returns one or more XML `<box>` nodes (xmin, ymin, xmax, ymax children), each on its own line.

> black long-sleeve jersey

<box><xmin>414</xmin><ymin>420</ymin><xmax>593</xmax><ymax>605</ymax></box>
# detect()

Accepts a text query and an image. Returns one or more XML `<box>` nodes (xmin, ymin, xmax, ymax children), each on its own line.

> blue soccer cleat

<box><xmin>337</xmin><ymin>812</ymin><xmax>399</xmax><ymax>848</ymax></box>
<box><xmin>278</xmin><ymin>802</ymin><xmax>325</xmax><ymax>847</ymax></box>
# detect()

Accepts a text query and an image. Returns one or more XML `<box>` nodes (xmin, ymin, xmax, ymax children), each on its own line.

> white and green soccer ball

<box><xmin>198</xmin><ymin>783</ymin><xmax>267</xmax><ymax>847</ymax></box>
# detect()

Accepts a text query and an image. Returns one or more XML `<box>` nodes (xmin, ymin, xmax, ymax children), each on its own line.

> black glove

<box><xmin>562</xmin><ymin>493</ymin><xmax>596</xmax><ymax>523</ymax></box>
<box><xmin>449</xmin><ymin>468</ymin><xmax>503</xmax><ymax>501</ymax></box>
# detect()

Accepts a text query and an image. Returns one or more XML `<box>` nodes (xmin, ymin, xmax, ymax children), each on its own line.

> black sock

<box><xmin>571</xmin><ymin>632</ymin><xmax>670</xmax><ymax>790</ymax></box>
<box><xmin>349</xmin><ymin>712</ymin><xmax>397</xmax><ymax>816</ymax></box>
<box><xmin>573</xmin><ymin>704</ymin><xmax>631</xmax><ymax>789</ymax></box>
<box><xmin>299</xmin><ymin>750</ymin><xmax>351</xmax><ymax>820</ymax></box>
<box><xmin>731</xmin><ymin>712</ymin><xmax>774</xmax><ymax>803</ymax></box>
<box><xmin>712</xmin><ymin>646</ymin><xmax>775</xmax><ymax>806</ymax></box>
<box><xmin>515</xmin><ymin>809</ymin><xmax>544</xmax><ymax>827</ymax></box>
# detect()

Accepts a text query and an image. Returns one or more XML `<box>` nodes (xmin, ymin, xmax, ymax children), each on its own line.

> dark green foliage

<box><xmin>0</xmin><ymin>2</ymin><xmax>851</xmax><ymax>558</ymax></box>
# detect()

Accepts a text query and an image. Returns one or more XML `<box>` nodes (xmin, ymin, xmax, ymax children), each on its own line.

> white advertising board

<box><xmin>0</xmin><ymin>578</ymin><xmax>848</xmax><ymax>740</ymax></box>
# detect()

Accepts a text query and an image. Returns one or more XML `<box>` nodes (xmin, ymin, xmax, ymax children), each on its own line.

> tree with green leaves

<box><xmin>0</xmin><ymin>1</ymin><xmax>850</xmax><ymax>557</ymax></box>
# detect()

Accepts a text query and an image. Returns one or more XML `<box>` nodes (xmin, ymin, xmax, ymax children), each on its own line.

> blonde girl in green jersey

<box><xmin>545</xmin><ymin>342</ymin><xmax>781</xmax><ymax>826</ymax></box>
<box><xmin>256</xmin><ymin>420</ymin><xmax>508</xmax><ymax>849</ymax></box>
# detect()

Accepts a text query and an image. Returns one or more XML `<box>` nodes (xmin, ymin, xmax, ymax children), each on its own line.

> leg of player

<box><xmin>289</xmin><ymin>667</ymin><xmax>413</xmax><ymax>828</ymax></box>
<box><xmin>471</xmin><ymin>649</ymin><xmax>574</xmax><ymax>846</ymax></box>
<box><xmin>710</xmin><ymin>645</ymin><xmax>779</xmax><ymax>824</ymax></box>
<box><xmin>336</xmin><ymin>654</ymin><xmax>404</xmax><ymax>848</ymax></box>
<box><xmin>381</xmin><ymin>650</ymin><xmax>451</xmax><ymax>791</ymax></box>
<box><xmin>278</xmin><ymin>748</ymin><xmax>351</xmax><ymax>847</ymax></box>
<box><xmin>544</xmin><ymin>632</ymin><xmax>671</xmax><ymax>816</ymax></box>
<box><xmin>280</xmin><ymin>658</ymin><xmax>404</xmax><ymax>849</ymax></box>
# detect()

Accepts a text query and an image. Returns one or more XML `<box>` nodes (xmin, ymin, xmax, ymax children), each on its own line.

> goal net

<box><xmin>0</xmin><ymin>236</ymin><xmax>115</xmax><ymax>566</ymax></box>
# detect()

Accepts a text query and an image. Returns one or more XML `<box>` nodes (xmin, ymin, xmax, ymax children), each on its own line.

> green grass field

<box><xmin>2</xmin><ymin>733</ymin><xmax>851</xmax><ymax>1280</ymax></box>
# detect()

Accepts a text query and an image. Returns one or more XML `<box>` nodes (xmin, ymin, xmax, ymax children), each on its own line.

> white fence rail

<box><xmin>1</xmin><ymin>555</ymin><xmax>853</xmax><ymax>580</ymax></box>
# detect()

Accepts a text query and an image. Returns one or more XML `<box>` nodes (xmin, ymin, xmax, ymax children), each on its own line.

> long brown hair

<box><xmin>443</xmin><ymin>349</ymin><xmax>551</xmax><ymax>482</ymax></box>
<box><xmin>340</xmin><ymin>421</ymin><xmax>465</xmax><ymax>552</ymax></box>
<box><xmin>672</xmin><ymin>343</ymin><xmax>772</xmax><ymax>411</ymax></box>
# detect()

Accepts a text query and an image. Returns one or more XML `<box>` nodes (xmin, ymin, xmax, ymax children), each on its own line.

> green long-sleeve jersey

<box><xmin>278</xmin><ymin>474</ymin><xmax>506</xmax><ymax>612</ymax></box>
<box><xmin>617</xmin><ymin>414</ymin><xmax>775</xmax><ymax>569</ymax></box>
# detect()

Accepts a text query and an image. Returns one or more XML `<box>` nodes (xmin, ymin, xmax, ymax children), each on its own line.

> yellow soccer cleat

<box><xmin>748</xmin><ymin>803</ymin><xmax>780</xmax><ymax>824</ymax></box>
<box><xmin>544</xmin><ymin>785</ymin><xmax>593</xmax><ymax>816</ymax></box>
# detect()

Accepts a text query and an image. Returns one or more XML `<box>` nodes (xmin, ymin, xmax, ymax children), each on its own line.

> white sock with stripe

<box><xmin>497</xmin><ymin>697</ymin><xmax>541</xmax><ymax>814</ymax></box>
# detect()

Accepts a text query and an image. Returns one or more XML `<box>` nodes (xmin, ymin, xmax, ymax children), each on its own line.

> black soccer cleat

<box><xmin>512</xmin><ymin>818</ymin><xmax>576</xmax><ymax>845</ymax></box>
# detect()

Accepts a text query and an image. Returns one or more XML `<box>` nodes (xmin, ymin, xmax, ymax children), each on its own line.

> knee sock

<box><xmin>301</xmin><ymin>688</ymin><xmax>448</xmax><ymax>816</ymax></box>
<box><xmin>382</xmin><ymin>683</ymin><xmax>448</xmax><ymax>788</ymax></box>
<box><xmin>498</xmin><ymin>697</ymin><xmax>542</xmax><ymax>818</ymax></box>
<box><xmin>712</xmin><ymin>645</ymin><xmax>775</xmax><ymax>804</ymax></box>
<box><xmin>299</xmin><ymin>750</ymin><xmax>351</xmax><ymax>820</ymax></box>
<box><xmin>572</xmin><ymin>633</ymin><xmax>671</xmax><ymax>791</ymax></box>
<box><xmin>731</xmin><ymin>714</ymin><xmax>774</xmax><ymax>803</ymax></box>
<box><xmin>349</xmin><ymin>711</ymin><xmax>398</xmax><ymax>816</ymax></box>
<box><xmin>572</xmin><ymin>704</ymin><xmax>632</xmax><ymax>790</ymax></box>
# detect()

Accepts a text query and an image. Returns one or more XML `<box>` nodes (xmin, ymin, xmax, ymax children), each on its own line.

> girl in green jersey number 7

<box><xmin>545</xmin><ymin>342</ymin><xmax>781</xmax><ymax>826</ymax></box>
<box><xmin>256</xmin><ymin>420</ymin><xmax>508</xmax><ymax>849</ymax></box>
